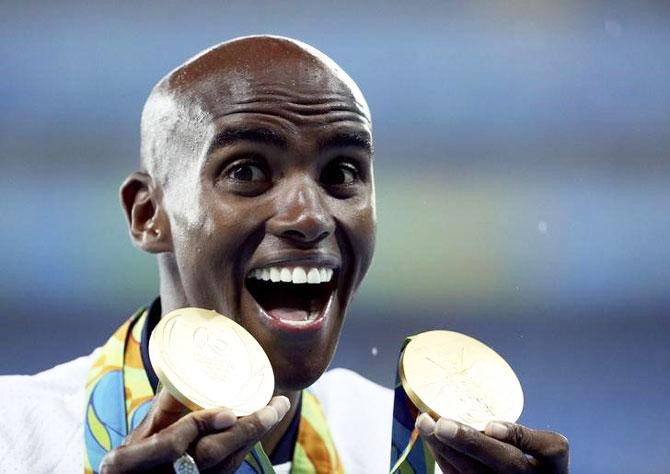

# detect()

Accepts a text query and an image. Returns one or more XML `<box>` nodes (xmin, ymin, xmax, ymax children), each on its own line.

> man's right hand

<box><xmin>99</xmin><ymin>389</ymin><xmax>290</xmax><ymax>473</ymax></box>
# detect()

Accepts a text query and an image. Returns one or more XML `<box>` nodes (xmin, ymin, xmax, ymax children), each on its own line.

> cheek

<box><xmin>168</xmin><ymin>196</ymin><xmax>253</xmax><ymax>270</ymax></box>
<box><xmin>339</xmin><ymin>201</ymin><xmax>376</xmax><ymax>278</ymax></box>
<box><xmin>355</xmin><ymin>214</ymin><xmax>376</xmax><ymax>277</ymax></box>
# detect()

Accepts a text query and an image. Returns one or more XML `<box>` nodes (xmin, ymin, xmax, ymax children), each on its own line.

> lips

<box><xmin>244</xmin><ymin>259</ymin><xmax>339</xmax><ymax>332</ymax></box>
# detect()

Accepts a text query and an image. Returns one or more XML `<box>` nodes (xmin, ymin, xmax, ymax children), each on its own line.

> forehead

<box><xmin>167</xmin><ymin>38</ymin><xmax>371</xmax><ymax>137</ymax></box>
<box><xmin>194</xmin><ymin>76</ymin><xmax>368</xmax><ymax>126</ymax></box>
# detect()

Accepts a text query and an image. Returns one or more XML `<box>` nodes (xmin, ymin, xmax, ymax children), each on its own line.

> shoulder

<box><xmin>1</xmin><ymin>350</ymin><xmax>97</xmax><ymax>391</ymax></box>
<box><xmin>0</xmin><ymin>351</ymin><xmax>98</xmax><ymax>473</ymax></box>
<box><xmin>309</xmin><ymin>368</ymin><xmax>393</xmax><ymax>473</ymax></box>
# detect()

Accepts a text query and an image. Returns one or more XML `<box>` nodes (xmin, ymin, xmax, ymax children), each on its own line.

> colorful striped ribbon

<box><xmin>389</xmin><ymin>337</ymin><xmax>435</xmax><ymax>474</ymax></box>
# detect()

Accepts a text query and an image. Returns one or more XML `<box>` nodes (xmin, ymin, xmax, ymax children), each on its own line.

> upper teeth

<box><xmin>248</xmin><ymin>266</ymin><xmax>334</xmax><ymax>284</ymax></box>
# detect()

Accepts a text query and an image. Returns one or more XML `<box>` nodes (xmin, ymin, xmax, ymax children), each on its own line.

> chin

<box><xmin>271</xmin><ymin>354</ymin><xmax>332</xmax><ymax>392</ymax></box>
<box><xmin>253</xmin><ymin>312</ymin><xmax>345</xmax><ymax>391</ymax></box>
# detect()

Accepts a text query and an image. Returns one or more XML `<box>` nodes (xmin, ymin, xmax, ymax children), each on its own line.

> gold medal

<box><xmin>149</xmin><ymin>307</ymin><xmax>274</xmax><ymax>416</ymax></box>
<box><xmin>399</xmin><ymin>330</ymin><xmax>523</xmax><ymax>431</ymax></box>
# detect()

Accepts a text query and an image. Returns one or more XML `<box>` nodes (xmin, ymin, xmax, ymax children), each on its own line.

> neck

<box><xmin>157</xmin><ymin>255</ymin><xmax>187</xmax><ymax>314</ymax></box>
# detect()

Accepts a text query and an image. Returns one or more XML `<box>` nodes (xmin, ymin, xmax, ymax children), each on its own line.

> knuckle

<box><xmin>543</xmin><ymin>433</ymin><xmax>570</xmax><ymax>459</ymax></box>
<box><xmin>240</xmin><ymin>416</ymin><xmax>266</xmax><ymax>440</ymax></box>
<box><xmin>190</xmin><ymin>412</ymin><xmax>213</xmax><ymax>434</ymax></box>
<box><xmin>508</xmin><ymin>424</ymin><xmax>532</xmax><ymax>448</ymax></box>
<box><xmin>455</xmin><ymin>427</ymin><xmax>480</xmax><ymax>451</ymax></box>
<box><xmin>496</xmin><ymin>446</ymin><xmax>533</xmax><ymax>474</ymax></box>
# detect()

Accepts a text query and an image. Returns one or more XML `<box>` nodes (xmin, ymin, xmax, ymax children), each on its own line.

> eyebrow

<box><xmin>207</xmin><ymin>126</ymin><xmax>288</xmax><ymax>154</ymax></box>
<box><xmin>319</xmin><ymin>131</ymin><xmax>373</xmax><ymax>154</ymax></box>
<box><xmin>206</xmin><ymin>126</ymin><xmax>373</xmax><ymax>155</ymax></box>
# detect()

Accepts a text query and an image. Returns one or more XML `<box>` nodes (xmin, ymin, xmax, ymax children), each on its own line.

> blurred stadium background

<box><xmin>1</xmin><ymin>1</ymin><xmax>668</xmax><ymax>472</ymax></box>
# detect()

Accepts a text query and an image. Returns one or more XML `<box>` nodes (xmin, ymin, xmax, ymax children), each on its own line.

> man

<box><xmin>0</xmin><ymin>36</ymin><xmax>569</xmax><ymax>473</ymax></box>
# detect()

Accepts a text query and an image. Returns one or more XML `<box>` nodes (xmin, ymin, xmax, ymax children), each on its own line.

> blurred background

<box><xmin>1</xmin><ymin>1</ymin><xmax>668</xmax><ymax>472</ymax></box>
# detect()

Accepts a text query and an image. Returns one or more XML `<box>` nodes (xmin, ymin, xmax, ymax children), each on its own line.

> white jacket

<box><xmin>0</xmin><ymin>351</ymin><xmax>394</xmax><ymax>473</ymax></box>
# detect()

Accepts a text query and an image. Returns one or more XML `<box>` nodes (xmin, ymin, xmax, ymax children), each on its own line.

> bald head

<box><xmin>140</xmin><ymin>35</ymin><xmax>371</xmax><ymax>186</ymax></box>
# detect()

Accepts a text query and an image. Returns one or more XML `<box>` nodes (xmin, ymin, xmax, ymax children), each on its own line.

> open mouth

<box><xmin>245</xmin><ymin>266</ymin><xmax>337</xmax><ymax>327</ymax></box>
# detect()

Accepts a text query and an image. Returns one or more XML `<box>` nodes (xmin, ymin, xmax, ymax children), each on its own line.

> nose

<box><xmin>267</xmin><ymin>180</ymin><xmax>335</xmax><ymax>246</ymax></box>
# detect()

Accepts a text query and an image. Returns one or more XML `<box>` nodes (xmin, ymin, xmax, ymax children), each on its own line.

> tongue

<box><xmin>268</xmin><ymin>307</ymin><xmax>312</xmax><ymax>321</ymax></box>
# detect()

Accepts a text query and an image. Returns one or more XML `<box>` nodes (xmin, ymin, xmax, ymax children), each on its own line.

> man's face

<box><xmin>159</xmin><ymin>41</ymin><xmax>375</xmax><ymax>391</ymax></box>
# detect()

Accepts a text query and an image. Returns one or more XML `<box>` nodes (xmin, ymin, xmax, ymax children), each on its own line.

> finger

<box><xmin>432</xmin><ymin>444</ymin><xmax>492</xmax><ymax>474</ymax></box>
<box><xmin>425</xmin><ymin>437</ymin><xmax>461</xmax><ymax>474</ymax></box>
<box><xmin>124</xmin><ymin>389</ymin><xmax>190</xmax><ymax>443</ymax></box>
<box><xmin>206</xmin><ymin>443</ymin><xmax>258</xmax><ymax>473</ymax></box>
<box><xmin>417</xmin><ymin>414</ymin><xmax>493</xmax><ymax>474</ymax></box>
<box><xmin>193</xmin><ymin>396</ymin><xmax>291</xmax><ymax>469</ymax></box>
<box><xmin>430</xmin><ymin>451</ymin><xmax>459</xmax><ymax>474</ymax></box>
<box><xmin>101</xmin><ymin>405</ymin><xmax>237</xmax><ymax>472</ymax></box>
<box><xmin>485</xmin><ymin>422</ymin><xmax>569</xmax><ymax>471</ymax></box>
<box><xmin>433</xmin><ymin>458</ymin><xmax>458</xmax><ymax>474</ymax></box>
<box><xmin>416</xmin><ymin>414</ymin><xmax>533</xmax><ymax>473</ymax></box>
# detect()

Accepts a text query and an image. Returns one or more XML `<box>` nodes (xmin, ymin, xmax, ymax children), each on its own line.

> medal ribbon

<box><xmin>389</xmin><ymin>337</ymin><xmax>436</xmax><ymax>474</ymax></box>
<box><xmin>84</xmin><ymin>308</ymin><xmax>343</xmax><ymax>473</ymax></box>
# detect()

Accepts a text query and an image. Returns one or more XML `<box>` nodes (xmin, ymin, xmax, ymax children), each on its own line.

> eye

<box><xmin>216</xmin><ymin>158</ymin><xmax>272</xmax><ymax>196</ymax></box>
<box><xmin>320</xmin><ymin>161</ymin><xmax>358</xmax><ymax>186</ymax></box>
<box><xmin>227</xmin><ymin>163</ymin><xmax>268</xmax><ymax>182</ymax></box>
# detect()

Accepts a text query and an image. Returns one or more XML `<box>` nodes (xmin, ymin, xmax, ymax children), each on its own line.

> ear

<box><xmin>120</xmin><ymin>172</ymin><xmax>172</xmax><ymax>253</ymax></box>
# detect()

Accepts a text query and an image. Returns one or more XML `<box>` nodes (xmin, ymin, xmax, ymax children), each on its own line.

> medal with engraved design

<box><xmin>399</xmin><ymin>330</ymin><xmax>523</xmax><ymax>431</ymax></box>
<box><xmin>149</xmin><ymin>307</ymin><xmax>274</xmax><ymax>416</ymax></box>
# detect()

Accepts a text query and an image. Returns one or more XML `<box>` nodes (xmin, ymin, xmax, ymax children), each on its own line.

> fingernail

<box><xmin>269</xmin><ymin>396</ymin><xmax>291</xmax><ymax>419</ymax></box>
<box><xmin>212</xmin><ymin>410</ymin><xmax>236</xmax><ymax>430</ymax></box>
<box><xmin>415</xmin><ymin>413</ymin><xmax>436</xmax><ymax>436</ymax></box>
<box><xmin>435</xmin><ymin>419</ymin><xmax>459</xmax><ymax>440</ymax></box>
<box><xmin>485</xmin><ymin>422</ymin><xmax>509</xmax><ymax>439</ymax></box>
<box><xmin>257</xmin><ymin>405</ymin><xmax>279</xmax><ymax>430</ymax></box>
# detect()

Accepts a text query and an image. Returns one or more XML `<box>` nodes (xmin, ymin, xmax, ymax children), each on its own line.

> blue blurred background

<box><xmin>1</xmin><ymin>1</ymin><xmax>669</xmax><ymax>472</ymax></box>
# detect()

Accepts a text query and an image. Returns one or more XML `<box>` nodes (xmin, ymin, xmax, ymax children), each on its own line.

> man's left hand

<box><xmin>416</xmin><ymin>413</ymin><xmax>569</xmax><ymax>473</ymax></box>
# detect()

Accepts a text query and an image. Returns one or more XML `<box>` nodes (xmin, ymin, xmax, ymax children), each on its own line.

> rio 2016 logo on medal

<box><xmin>149</xmin><ymin>307</ymin><xmax>275</xmax><ymax>416</ymax></box>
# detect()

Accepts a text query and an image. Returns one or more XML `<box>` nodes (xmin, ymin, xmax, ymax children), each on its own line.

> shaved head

<box><xmin>140</xmin><ymin>35</ymin><xmax>371</xmax><ymax>187</ymax></box>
